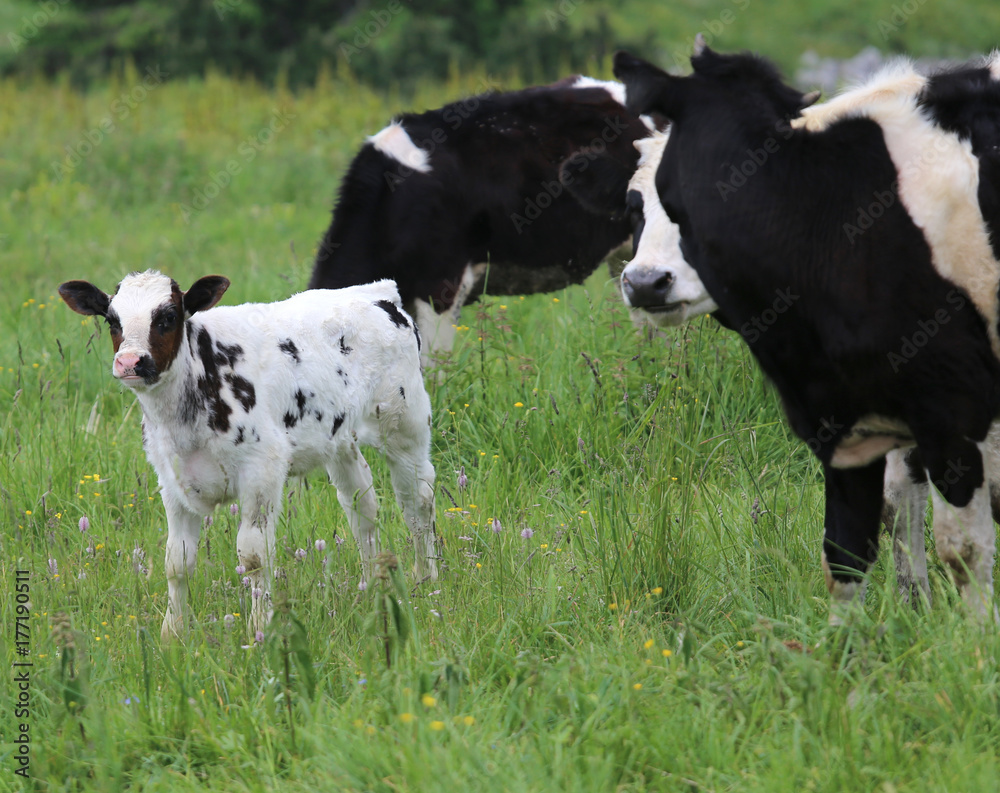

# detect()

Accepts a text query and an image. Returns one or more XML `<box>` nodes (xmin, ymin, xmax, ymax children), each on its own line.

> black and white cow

<box><xmin>613</xmin><ymin>40</ymin><xmax>1000</xmax><ymax>618</ymax></box>
<box><xmin>59</xmin><ymin>272</ymin><xmax>436</xmax><ymax>639</ymax></box>
<box><xmin>308</xmin><ymin>76</ymin><xmax>654</xmax><ymax>358</ymax></box>
<box><xmin>566</xmin><ymin>112</ymin><xmax>978</xmax><ymax>607</ymax></box>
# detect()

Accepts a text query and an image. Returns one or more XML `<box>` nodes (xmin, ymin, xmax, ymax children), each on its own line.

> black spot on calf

<box><xmin>399</xmin><ymin>386</ymin><xmax>406</xmax><ymax>399</ymax></box>
<box><xmin>225</xmin><ymin>373</ymin><xmax>256</xmax><ymax>412</ymax></box>
<box><xmin>283</xmin><ymin>412</ymin><xmax>298</xmax><ymax>429</ymax></box>
<box><xmin>195</xmin><ymin>328</ymin><xmax>232</xmax><ymax>433</ymax></box>
<box><xmin>375</xmin><ymin>299</ymin><xmax>410</xmax><ymax>329</ymax></box>
<box><xmin>215</xmin><ymin>341</ymin><xmax>244</xmax><ymax>368</ymax></box>
<box><xmin>331</xmin><ymin>413</ymin><xmax>345</xmax><ymax>437</ymax></box>
<box><xmin>279</xmin><ymin>339</ymin><xmax>301</xmax><ymax>363</ymax></box>
<box><xmin>234</xmin><ymin>426</ymin><xmax>245</xmax><ymax>445</ymax></box>
<box><xmin>339</xmin><ymin>335</ymin><xmax>352</xmax><ymax>355</ymax></box>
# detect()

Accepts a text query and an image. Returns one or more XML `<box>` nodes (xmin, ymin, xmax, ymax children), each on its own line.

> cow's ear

<box><xmin>614</xmin><ymin>51</ymin><xmax>683</xmax><ymax>120</ymax></box>
<box><xmin>183</xmin><ymin>276</ymin><xmax>230</xmax><ymax>315</ymax></box>
<box><xmin>800</xmin><ymin>90</ymin><xmax>821</xmax><ymax>109</ymax></box>
<box><xmin>59</xmin><ymin>281</ymin><xmax>110</xmax><ymax>317</ymax></box>
<box><xmin>559</xmin><ymin>151</ymin><xmax>635</xmax><ymax>216</ymax></box>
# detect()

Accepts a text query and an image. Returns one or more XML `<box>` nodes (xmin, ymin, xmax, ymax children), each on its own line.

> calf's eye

<box><xmin>156</xmin><ymin>312</ymin><xmax>177</xmax><ymax>333</ymax></box>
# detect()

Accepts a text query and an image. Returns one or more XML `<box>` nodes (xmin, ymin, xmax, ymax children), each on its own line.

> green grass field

<box><xmin>2</xmin><ymin>67</ymin><xmax>999</xmax><ymax>793</ymax></box>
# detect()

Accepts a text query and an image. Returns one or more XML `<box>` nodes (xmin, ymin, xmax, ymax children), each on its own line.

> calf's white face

<box><xmin>620</xmin><ymin>133</ymin><xmax>717</xmax><ymax>326</ymax></box>
<box><xmin>59</xmin><ymin>271</ymin><xmax>229</xmax><ymax>389</ymax></box>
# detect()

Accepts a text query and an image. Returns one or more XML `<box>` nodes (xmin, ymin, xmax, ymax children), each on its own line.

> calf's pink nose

<box><xmin>115</xmin><ymin>353</ymin><xmax>141</xmax><ymax>376</ymax></box>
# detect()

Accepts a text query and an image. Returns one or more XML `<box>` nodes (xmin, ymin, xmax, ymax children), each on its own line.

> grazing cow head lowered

<box><xmin>59</xmin><ymin>272</ymin><xmax>230</xmax><ymax>388</ymax></box>
<box><xmin>60</xmin><ymin>271</ymin><xmax>437</xmax><ymax>640</ymax></box>
<box><xmin>613</xmin><ymin>39</ymin><xmax>1000</xmax><ymax>620</ymax></box>
<box><xmin>307</xmin><ymin>75</ymin><xmax>656</xmax><ymax>361</ymax></box>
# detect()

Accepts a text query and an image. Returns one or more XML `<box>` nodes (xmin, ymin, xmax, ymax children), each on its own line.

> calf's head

<box><xmin>59</xmin><ymin>271</ymin><xmax>230</xmax><ymax>388</ymax></box>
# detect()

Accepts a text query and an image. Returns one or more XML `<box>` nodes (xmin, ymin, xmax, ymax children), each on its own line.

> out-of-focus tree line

<box><xmin>1</xmin><ymin>0</ymin><xmax>649</xmax><ymax>87</ymax></box>
<box><xmin>2</xmin><ymin>0</ymin><xmax>998</xmax><ymax>89</ymax></box>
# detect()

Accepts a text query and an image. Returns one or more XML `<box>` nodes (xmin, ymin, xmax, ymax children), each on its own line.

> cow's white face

<box><xmin>620</xmin><ymin>133</ymin><xmax>717</xmax><ymax>327</ymax></box>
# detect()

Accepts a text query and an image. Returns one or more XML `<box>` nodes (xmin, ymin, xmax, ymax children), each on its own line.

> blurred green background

<box><xmin>2</xmin><ymin>0</ymin><xmax>998</xmax><ymax>90</ymax></box>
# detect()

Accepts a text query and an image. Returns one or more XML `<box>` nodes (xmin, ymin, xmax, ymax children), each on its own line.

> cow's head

<box><xmin>59</xmin><ymin>270</ymin><xmax>229</xmax><ymax>388</ymax></box>
<box><xmin>610</xmin><ymin>42</ymin><xmax>817</xmax><ymax>324</ymax></box>
<box><xmin>613</xmin><ymin>37</ymin><xmax>818</xmax><ymax>130</ymax></box>
<box><xmin>559</xmin><ymin>131</ymin><xmax>717</xmax><ymax>327</ymax></box>
<box><xmin>619</xmin><ymin>133</ymin><xmax>717</xmax><ymax>326</ymax></box>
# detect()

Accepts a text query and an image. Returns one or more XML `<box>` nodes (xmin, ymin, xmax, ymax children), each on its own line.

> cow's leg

<box><xmin>237</xmin><ymin>468</ymin><xmax>284</xmax><ymax>637</ymax></box>
<box><xmin>161</xmin><ymin>495</ymin><xmax>202</xmax><ymax>641</ymax></box>
<box><xmin>822</xmin><ymin>458</ymin><xmax>886</xmax><ymax>625</ymax></box>
<box><xmin>412</xmin><ymin>298</ymin><xmax>457</xmax><ymax>365</ymax></box>
<box><xmin>329</xmin><ymin>440</ymin><xmax>380</xmax><ymax>587</ymax></box>
<box><xmin>984</xmin><ymin>421</ymin><xmax>1000</xmax><ymax>524</ymax></box>
<box><xmin>925</xmin><ymin>437</ymin><xmax>996</xmax><ymax>617</ymax></box>
<box><xmin>882</xmin><ymin>447</ymin><xmax>931</xmax><ymax>604</ymax></box>
<box><xmin>411</xmin><ymin>263</ymin><xmax>487</xmax><ymax>365</ymax></box>
<box><xmin>382</xmin><ymin>383</ymin><xmax>438</xmax><ymax>581</ymax></box>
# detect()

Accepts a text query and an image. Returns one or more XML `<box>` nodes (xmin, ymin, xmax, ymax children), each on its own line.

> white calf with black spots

<box><xmin>60</xmin><ymin>271</ymin><xmax>437</xmax><ymax>639</ymax></box>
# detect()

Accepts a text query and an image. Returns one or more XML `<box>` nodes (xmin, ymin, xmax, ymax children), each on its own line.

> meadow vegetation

<box><xmin>1</xmin><ymin>63</ymin><xmax>999</xmax><ymax>793</ymax></box>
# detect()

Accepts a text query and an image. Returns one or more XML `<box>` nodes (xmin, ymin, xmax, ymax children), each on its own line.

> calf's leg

<box><xmin>237</xmin><ymin>472</ymin><xmax>283</xmax><ymax>636</ymax></box>
<box><xmin>161</xmin><ymin>496</ymin><xmax>202</xmax><ymax>641</ymax></box>
<box><xmin>382</xmin><ymin>389</ymin><xmax>438</xmax><ymax>581</ymax></box>
<box><xmin>329</xmin><ymin>440</ymin><xmax>380</xmax><ymax>586</ymax></box>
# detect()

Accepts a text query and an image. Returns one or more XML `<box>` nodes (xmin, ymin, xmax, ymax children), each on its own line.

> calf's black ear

<box><xmin>183</xmin><ymin>276</ymin><xmax>230</xmax><ymax>315</ymax></box>
<box><xmin>59</xmin><ymin>281</ymin><xmax>110</xmax><ymax>317</ymax></box>
<box><xmin>559</xmin><ymin>151</ymin><xmax>635</xmax><ymax>216</ymax></box>
<box><xmin>614</xmin><ymin>51</ymin><xmax>682</xmax><ymax>120</ymax></box>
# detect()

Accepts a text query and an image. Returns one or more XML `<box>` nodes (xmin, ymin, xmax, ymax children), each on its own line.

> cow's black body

<box><xmin>309</xmin><ymin>78</ymin><xmax>651</xmax><ymax>313</ymax></box>
<box><xmin>614</xmin><ymin>46</ymin><xmax>1000</xmax><ymax>589</ymax></box>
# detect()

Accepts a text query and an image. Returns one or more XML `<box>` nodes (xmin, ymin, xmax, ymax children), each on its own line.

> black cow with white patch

<box><xmin>59</xmin><ymin>271</ymin><xmax>437</xmax><ymax>639</ymax></box>
<box><xmin>308</xmin><ymin>76</ymin><xmax>654</xmax><ymax>358</ymax></box>
<box><xmin>614</xmin><ymin>40</ymin><xmax>1000</xmax><ymax>618</ymax></box>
